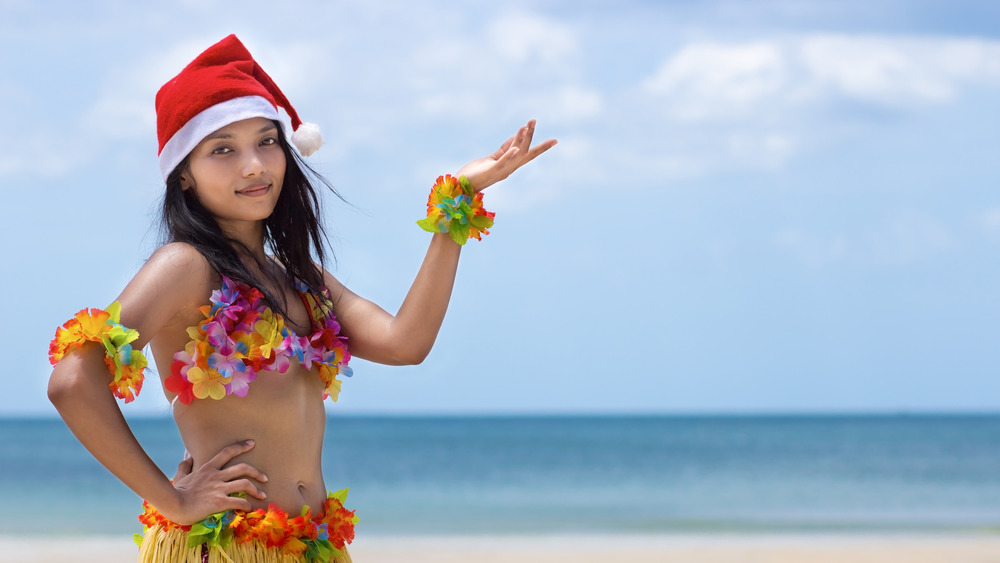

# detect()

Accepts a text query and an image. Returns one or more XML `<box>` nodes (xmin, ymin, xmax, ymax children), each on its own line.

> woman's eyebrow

<box><xmin>204</xmin><ymin>125</ymin><xmax>277</xmax><ymax>141</ymax></box>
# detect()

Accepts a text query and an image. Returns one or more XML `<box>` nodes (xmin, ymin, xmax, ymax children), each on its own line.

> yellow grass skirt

<box><xmin>135</xmin><ymin>490</ymin><xmax>357</xmax><ymax>563</ymax></box>
<box><xmin>137</xmin><ymin>524</ymin><xmax>353</xmax><ymax>563</ymax></box>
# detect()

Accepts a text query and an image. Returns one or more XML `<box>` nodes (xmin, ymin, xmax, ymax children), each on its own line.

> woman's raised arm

<box><xmin>327</xmin><ymin>120</ymin><xmax>556</xmax><ymax>365</ymax></box>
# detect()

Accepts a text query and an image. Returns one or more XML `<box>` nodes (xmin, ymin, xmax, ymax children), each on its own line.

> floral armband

<box><xmin>416</xmin><ymin>174</ymin><xmax>496</xmax><ymax>245</ymax></box>
<box><xmin>48</xmin><ymin>301</ymin><xmax>148</xmax><ymax>403</ymax></box>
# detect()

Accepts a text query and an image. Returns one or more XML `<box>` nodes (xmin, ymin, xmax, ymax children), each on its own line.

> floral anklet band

<box><xmin>417</xmin><ymin>174</ymin><xmax>495</xmax><ymax>245</ymax></box>
<box><xmin>48</xmin><ymin>301</ymin><xmax>148</xmax><ymax>403</ymax></box>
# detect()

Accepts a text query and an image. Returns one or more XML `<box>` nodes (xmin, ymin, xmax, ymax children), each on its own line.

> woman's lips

<box><xmin>237</xmin><ymin>184</ymin><xmax>271</xmax><ymax>196</ymax></box>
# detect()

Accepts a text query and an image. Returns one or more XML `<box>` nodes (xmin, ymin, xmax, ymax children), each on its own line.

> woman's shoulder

<box><xmin>114</xmin><ymin>243</ymin><xmax>218</xmax><ymax>337</ymax></box>
<box><xmin>143</xmin><ymin>242</ymin><xmax>220</xmax><ymax>301</ymax></box>
<box><xmin>147</xmin><ymin>242</ymin><xmax>212</xmax><ymax>274</ymax></box>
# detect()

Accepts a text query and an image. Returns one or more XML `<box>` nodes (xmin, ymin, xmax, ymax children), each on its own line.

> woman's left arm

<box><xmin>328</xmin><ymin>120</ymin><xmax>556</xmax><ymax>365</ymax></box>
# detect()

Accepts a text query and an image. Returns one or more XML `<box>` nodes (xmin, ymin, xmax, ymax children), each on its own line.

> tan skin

<box><xmin>48</xmin><ymin>116</ymin><xmax>556</xmax><ymax>525</ymax></box>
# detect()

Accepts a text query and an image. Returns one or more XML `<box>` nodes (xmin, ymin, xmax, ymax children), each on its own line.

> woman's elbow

<box><xmin>385</xmin><ymin>341</ymin><xmax>433</xmax><ymax>366</ymax></box>
<box><xmin>47</xmin><ymin>367</ymin><xmax>78</xmax><ymax>408</ymax></box>
<box><xmin>47</xmin><ymin>347</ymin><xmax>109</xmax><ymax>408</ymax></box>
<box><xmin>393</xmin><ymin>348</ymin><xmax>430</xmax><ymax>366</ymax></box>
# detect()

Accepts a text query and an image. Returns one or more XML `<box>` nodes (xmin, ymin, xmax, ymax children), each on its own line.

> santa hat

<box><xmin>155</xmin><ymin>34</ymin><xmax>323</xmax><ymax>180</ymax></box>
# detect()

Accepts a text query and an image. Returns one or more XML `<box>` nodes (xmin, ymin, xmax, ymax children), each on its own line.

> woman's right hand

<box><xmin>163</xmin><ymin>439</ymin><xmax>269</xmax><ymax>525</ymax></box>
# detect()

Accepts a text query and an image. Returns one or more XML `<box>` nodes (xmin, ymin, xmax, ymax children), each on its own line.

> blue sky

<box><xmin>2</xmin><ymin>0</ymin><xmax>997</xmax><ymax>415</ymax></box>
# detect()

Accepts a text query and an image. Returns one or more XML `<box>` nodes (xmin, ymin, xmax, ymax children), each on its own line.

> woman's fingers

<box><xmin>494</xmin><ymin>134</ymin><xmax>516</xmax><ymax>158</ymax></box>
<box><xmin>173</xmin><ymin>456</ymin><xmax>194</xmax><ymax>481</ymax></box>
<box><xmin>206</xmin><ymin>439</ymin><xmax>255</xmax><ymax>469</ymax></box>
<box><xmin>200</xmin><ymin>442</ymin><xmax>269</xmax><ymax>498</ymax></box>
<box><xmin>225</xmin><ymin>478</ymin><xmax>268</xmax><ymax>500</ymax></box>
<box><xmin>496</xmin><ymin>145</ymin><xmax>520</xmax><ymax>169</ymax></box>
<box><xmin>520</xmin><ymin>120</ymin><xmax>536</xmax><ymax>152</ymax></box>
<box><xmin>509</xmin><ymin>121</ymin><xmax>555</xmax><ymax>167</ymax></box>
<box><xmin>221</xmin><ymin>495</ymin><xmax>254</xmax><ymax>513</ymax></box>
<box><xmin>498</xmin><ymin>121</ymin><xmax>555</xmax><ymax>175</ymax></box>
<box><xmin>456</xmin><ymin>119</ymin><xmax>556</xmax><ymax>192</ymax></box>
<box><xmin>219</xmin><ymin>462</ymin><xmax>268</xmax><ymax>486</ymax></box>
<box><xmin>167</xmin><ymin>440</ymin><xmax>271</xmax><ymax>523</ymax></box>
<box><xmin>524</xmin><ymin>138</ymin><xmax>558</xmax><ymax>164</ymax></box>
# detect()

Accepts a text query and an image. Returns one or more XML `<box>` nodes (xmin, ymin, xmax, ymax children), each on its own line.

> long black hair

<box><xmin>161</xmin><ymin>120</ymin><xmax>338</xmax><ymax>316</ymax></box>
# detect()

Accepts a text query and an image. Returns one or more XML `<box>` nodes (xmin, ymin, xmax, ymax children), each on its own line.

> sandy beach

<box><xmin>6</xmin><ymin>534</ymin><xmax>1000</xmax><ymax>563</ymax></box>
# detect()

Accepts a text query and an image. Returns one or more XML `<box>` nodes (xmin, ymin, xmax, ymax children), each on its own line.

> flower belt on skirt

<box><xmin>136</xmin><ymin>489</ymin><xmax>357</xmax><ymax>563</ymax></box>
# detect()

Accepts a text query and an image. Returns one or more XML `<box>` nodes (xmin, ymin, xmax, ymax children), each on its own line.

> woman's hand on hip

<box><xmin>163</xmin><ymin>439</ymin><xmax>269</xmax><ymax>525</ymax></box>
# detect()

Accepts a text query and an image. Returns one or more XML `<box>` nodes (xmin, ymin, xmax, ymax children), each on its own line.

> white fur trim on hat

<box><xmin>291</xmin><ymin>122</ymin><xmax>324</xmax><ymax>156</ymax></box>
<box><xmin>158</xmin><ymin>96</ymin><xmax>279</xmax><ymax>180</ymax></box>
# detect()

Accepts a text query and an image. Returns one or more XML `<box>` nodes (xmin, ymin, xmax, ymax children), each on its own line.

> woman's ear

<box><xmin>179</xmin><ymin>172</ymin><xmax>193</xmax><ymax>191</ymax></box>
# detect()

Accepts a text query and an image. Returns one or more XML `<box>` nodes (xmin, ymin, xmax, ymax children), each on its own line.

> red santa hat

<box><xmin>155</xmin><ymin>34</ymin><xmax>323</xmax><ymax>180</ymax></box>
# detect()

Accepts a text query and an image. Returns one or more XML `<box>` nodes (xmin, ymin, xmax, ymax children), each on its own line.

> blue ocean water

<box><xmin>0</xmin><ymin>414</ymin><xmax>998</xmax><ymax>536</ymax></box>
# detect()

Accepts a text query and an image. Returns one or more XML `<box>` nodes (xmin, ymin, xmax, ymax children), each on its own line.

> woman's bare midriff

<box><xmin>170</xmin><ymin>362</ymin><xmax>329</xmax><ymax>514</ymax></box>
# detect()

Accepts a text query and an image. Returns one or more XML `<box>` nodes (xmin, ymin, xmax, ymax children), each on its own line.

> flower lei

<box><xmin>136</xmin><ymin>489</ymin><xmax>358</xmax><ymax>562</ymax></box>
<box><xmin>48</xmin><ymin>301</ymin><xmax>148</xmax><ymax>403</ymax></box>
<box><xmin>166</xmin><ymin>276</ymin><xmax>352</xmax><ymax>405</ymax></box>
<box><xmin>416</xmin><ymin>174</ymin><xmax>495</xmax><ymax>245</ymax></box>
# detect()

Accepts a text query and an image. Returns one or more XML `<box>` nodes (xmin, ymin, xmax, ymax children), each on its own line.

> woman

<box><xmin>47</xmin><ymin>35</ymin><xmax>555</xmax><ymax>562</ymax></box>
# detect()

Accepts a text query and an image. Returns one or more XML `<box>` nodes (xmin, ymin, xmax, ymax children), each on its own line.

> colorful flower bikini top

<box><xmin>49</xmin><ymin>276</ymin><xmax>351</xmax><ymax>405</ymax></box>
<box><xmin>165</xmin><ymin>276</ymin><xmax>352</xmax><ymax>405</ymax></box>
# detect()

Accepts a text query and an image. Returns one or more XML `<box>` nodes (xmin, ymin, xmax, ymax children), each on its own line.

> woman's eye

<box><xmin>212</xmin><ymin>146</ymin><xmax>232</xmax><ymax>155</ymax></box>
<box><xmin>261</xmin><ymin>137</ymin><xmax>278</xmax><ymax>146</ymax></box>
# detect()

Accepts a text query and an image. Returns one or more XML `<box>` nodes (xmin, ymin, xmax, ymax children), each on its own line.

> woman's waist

<box><xmin>246</xmin><ymin>475</ymin><xmax>329</xmax><ymax>514</ymax></box>
<box><xmin>184</xmin><ymin>444</ymin><xmax>326</xmax><ymax>513</ymax></box>
<box><xmin>177</xmin><ymin>428</ymin><xmax>326</xmax><ymax>512</ymax></box>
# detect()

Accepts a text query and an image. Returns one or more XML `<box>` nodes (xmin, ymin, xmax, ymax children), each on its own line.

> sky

<box><xmin>1</xmin><ymin>0</ymin><xmax>998</xmax><ymax>416</ymax></box>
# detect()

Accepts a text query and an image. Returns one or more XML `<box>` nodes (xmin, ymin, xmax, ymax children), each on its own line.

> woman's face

<box><xmin>180</xmin><ymin>117</ymin><xmax>286</xmax><ymax>231</ymax></box>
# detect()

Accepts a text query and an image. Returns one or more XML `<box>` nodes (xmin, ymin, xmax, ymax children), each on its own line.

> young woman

<box><xmin>47</xmin><ymin>35</ymin><xmax>555</xmax><ymax>563</ymax></box>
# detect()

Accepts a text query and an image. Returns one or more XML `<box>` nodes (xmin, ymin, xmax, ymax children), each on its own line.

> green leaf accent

<box><xmin>416</xmin><ymin>216</ymin><xmax>444</xmax><ymax>233</ymax></box>
<box><xmin>458</xmin><ymin>175</ymin><xmax>474</xmax><ymax>196</ymax></box>
<box><xmin>186</xmin><ymin>510</ymin><xmax>234</xmax><ymax>550</ymax></box>
<box><xmin>329</xmin><ymin>488</ymin><xmax>349</xmax><ymax>504</ymax></box>
<box><xmin>449</xmin><ymin>220</ymin><xmax>471</xmax><ymax>245</ymax></box>
<box><xmin>107</xmin><ymin>300</ymin><xmax>123</xmax><ymax>323</ymax></box>
<box><xmin>302</xmin><ymin>538</ymin><xmax>339</xmax><ymax>563</ymax></box>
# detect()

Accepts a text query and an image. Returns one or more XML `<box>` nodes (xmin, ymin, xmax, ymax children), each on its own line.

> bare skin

<box><xmin>48</xmin><ymin>117</ymin><xmax>557</xmax><ymax>525</ymax></box>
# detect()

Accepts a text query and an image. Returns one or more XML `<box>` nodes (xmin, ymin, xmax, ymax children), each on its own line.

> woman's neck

<box><xmin>218</xmin><ymin>219</ymin><xmax>268</xmax><ymax>262</ymax></box>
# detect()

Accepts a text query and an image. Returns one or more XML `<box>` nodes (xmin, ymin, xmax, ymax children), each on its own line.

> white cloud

<box><xmin>486</xmin><ymin>12</ymin><xmax>578</xmax><ymax>68</ymax></box>
<box><xmin>10</xmin><ymin>8</ymin><xmax>1000</xmax><ymax>194</ymax></box>
<box><xmin>800</xmin><ymin>35</ymin><xmax>972</xmax><ymax>105</ymax></box>
<box><xmin>643</xmin><ymin>42</ymin><xmax>787</xmax><ymax>121</ymax></box>
<box><xmin>643</xmin><ymin>35</ymin><xmax>1000</xmax><ymax>120</ymax></box>
<box><xmin>626</xmin><ymin>34</ymin><xmax>1000</xmax><ymax>182</ymax></box>
<box><xmin>404</xmin><ymin>12</ymin><xmax>584</xmax><ymax>126</ymax></box>
<box><xmin>725</xmin><ymin>131</ymin><xmax>796</xmax><ymax>168</ymax></box>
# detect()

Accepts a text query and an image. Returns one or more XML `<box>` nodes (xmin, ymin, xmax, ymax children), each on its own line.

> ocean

<box><xmin>1</xmin><ymin>414</ymin><xmax>998</xmax><ymax>536</ymax></box>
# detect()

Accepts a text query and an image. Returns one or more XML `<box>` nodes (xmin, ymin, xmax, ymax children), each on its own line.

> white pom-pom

<box><xmin>292</xmin><ymin>122</ymin><xmax>324</xmax><ymax>156</ymax></box>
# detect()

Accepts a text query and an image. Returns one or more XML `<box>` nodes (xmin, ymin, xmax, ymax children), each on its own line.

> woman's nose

<box><xmin>242</xmin><ymin>151</ymin><xmax>265</xmax><ymax>177</ymax></box>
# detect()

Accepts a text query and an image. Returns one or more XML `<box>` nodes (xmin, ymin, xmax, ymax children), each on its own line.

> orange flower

<box><xmin>49</xmin><ymin>302</ymin><xmax>149</xmax><ymax>403</ymax></box>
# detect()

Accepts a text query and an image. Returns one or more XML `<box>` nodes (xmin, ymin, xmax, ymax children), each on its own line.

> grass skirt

<box><xmin>135</xmin><ymin>490</ymin><xmax>357</xmax><ymax>563</ymax></box>
<box><xmin>137</xmin><ymin>524</ymin><xmax>352</xmax><ymax>562</ymax></box>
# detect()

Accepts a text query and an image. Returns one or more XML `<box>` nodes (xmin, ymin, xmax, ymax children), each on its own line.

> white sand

<box><xmin>5</xmin><ymin>533</ymin><xmax>1000</xmax><ymax>563</ymax></box>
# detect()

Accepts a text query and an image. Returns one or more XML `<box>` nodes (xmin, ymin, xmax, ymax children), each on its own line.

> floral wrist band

<box><xmin>417</xmin><ymin>174</ymin><xmax>496</xmax><ymax>245</ymax></box>
<box><xmin>48</xmin><ymin>301</ymin><xmax>148</xmax><ymax>403</ymax></box>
